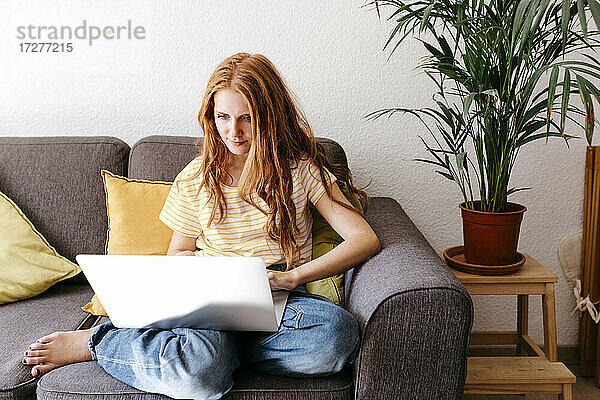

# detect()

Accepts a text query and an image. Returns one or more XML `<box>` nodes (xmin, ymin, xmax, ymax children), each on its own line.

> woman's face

<box><xmin>213</xmin><ymin>89</ymin><xmax>252</xmax><ymax>163</ymax></box>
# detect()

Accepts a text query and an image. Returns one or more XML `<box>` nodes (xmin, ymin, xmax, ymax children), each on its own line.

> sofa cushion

<box><xmin>101</xmin><ymin>170</ymin><xmax>173</xmax><ymax>256</ymax></box>
<box><xmin>307</xmin><ymin>181</ymin><xmax>365</xmax><ymax>307</ymax></box>
<box><xmin>0</xmin><ymin>190</ymin><xmax>81</xmax><ymax>305</ymax></box>
<box><xmin>37</xmin><ymin>358</ymin><xmax>353</xmax><ymax>400</ymax></box>
<box><xmin>0</xmin><ymin>137</ymin><xmax>130</xmax><ymax>276</ymax></box>
<box><xmin>128</xmin><ymin>135</ymin><xmax>199</xmax><ymax>181</ymax></box>
<box><xmin>0</xmin><ymin>282</ymin><xmax>95</xmax><ymax>400</ymax></box>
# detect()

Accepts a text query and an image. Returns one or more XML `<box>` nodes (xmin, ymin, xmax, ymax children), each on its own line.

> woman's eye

<box><xmin>244</xmin><ymin>116</ymin><xmax>251</xmax><ymax>122</ymax></box>
<box><xmin>217</xmin><ymin>114</ymin><xmax>228</xmax><ymax>120</ymax></box>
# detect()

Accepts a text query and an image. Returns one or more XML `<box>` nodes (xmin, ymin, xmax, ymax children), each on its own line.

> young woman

<box><xmin>23</xmin><ymin>53</ymin><xmax>380</xmax><ymax>400</ymax></box>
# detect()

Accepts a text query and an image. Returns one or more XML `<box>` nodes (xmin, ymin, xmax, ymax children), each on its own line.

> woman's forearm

<box><xmin>292</xmin><ymin>233</ymin><xmax>380</xmax><ymax>286</ymax></box>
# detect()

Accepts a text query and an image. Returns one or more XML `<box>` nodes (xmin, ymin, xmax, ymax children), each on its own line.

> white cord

<box><xmin>573</xmin><ymin>279</ymin><xmax>600</xmax><ymax>323</ymax></box>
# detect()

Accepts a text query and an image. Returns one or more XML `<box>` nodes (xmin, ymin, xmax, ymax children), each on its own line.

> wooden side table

<box><xmin>451</xmin><ymin>254</ymin><xmax>576</xmax><ymax>399</ymax></box>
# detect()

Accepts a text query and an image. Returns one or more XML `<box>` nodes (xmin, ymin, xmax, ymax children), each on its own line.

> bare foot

<box><xmin>23</xmin><ymin>328</ymin><xmax>96</xmax><ymax>377</ymax></box>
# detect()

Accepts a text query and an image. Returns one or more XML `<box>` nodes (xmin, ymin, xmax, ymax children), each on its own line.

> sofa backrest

<box><xmin>128</xmin><ymin>135</ymin><xmax>349</xmax><ymax>180</ymax></box>
<box><xmin>0</xmin><ymin>136</ymin><xmax>129</xmax><ymax>263</ymax></box>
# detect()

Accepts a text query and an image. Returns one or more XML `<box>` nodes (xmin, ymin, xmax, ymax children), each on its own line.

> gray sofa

<box><xmin>0</xmin><ymin>135</ymin><xmax>473</xmax><ymax>400</ymax></box>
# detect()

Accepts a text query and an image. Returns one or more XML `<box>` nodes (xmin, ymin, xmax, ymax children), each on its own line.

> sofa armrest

<box><xmin>345</xmin><ymin>197</ymin><xmax>473</xmax><ymax>400</ymax></box>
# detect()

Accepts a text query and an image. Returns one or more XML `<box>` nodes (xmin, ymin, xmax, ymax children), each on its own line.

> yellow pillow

<box><xmin>0</xmin><ymin>190</ymin><xmax>81</xmax><ymax>305</ymax></box>
<box><xmin>101</xmin><ymin>170</ymin><xmax>173</xmax><ymax>256</ymax></box>
<box><xmin>307</xmin><ymin>181</ymin><xmax>364</xmax><ymax>307</ymax></box>
<box><xmin>81</xmin><ymin>171</ymin><xmax>173</xmax><ymax>316</ymax></box>
<box><xmin>82</xmin><ymin>173</ymin><xmax>363</xmax><ymax>314</ymax></box>
<box><xmin>81</xmin><ymin>292</ymin><xmax>107</xmax><ymax>316</ymax></box>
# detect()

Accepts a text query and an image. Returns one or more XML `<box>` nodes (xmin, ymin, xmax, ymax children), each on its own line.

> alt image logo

<box><xmin>16</xmin><ymin>20</ymin><xmax>146</xmax><ymax>52</ymax></box>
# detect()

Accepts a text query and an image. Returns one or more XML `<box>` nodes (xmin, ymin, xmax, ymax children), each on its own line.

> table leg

<box><xmin>517</xmin><ymin>294</ymin><xmax>529</xmax><ymax>355</ymax></box>
<box><xmin>559</xmin><ymin>383</ymin><xmax>572</xmax><ymax>400</ymax></box>
<box><xmin>542</xmin><ymin>282</ymin><xmax>558</xmax><ymax>361</ymax></box>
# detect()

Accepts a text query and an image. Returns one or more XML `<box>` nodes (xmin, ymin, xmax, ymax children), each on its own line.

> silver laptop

<box><xmin>76</xmin><ymin>255</ymin><xmax>290</xmax><ymax>332</ymax></box>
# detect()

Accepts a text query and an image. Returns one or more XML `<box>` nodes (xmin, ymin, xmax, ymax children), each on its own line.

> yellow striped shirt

<box><xmin>158</xmin><ymin>156</ymin><xmax>337</xmax><ymax>266</ymax></box>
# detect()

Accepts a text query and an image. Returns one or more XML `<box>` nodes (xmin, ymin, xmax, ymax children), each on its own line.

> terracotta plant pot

<box><xmin>460</xmin><ymin>201</ymin><xmax>527</xmax><ymax>266</ymax></box>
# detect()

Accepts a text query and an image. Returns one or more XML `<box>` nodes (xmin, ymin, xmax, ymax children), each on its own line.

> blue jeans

<box><xmin>88</xmin><ymin>289</ymin><xmax>360</xmax><ymax>400</ymax></box>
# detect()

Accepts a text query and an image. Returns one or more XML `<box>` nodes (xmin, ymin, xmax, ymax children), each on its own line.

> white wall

<box><xmin>1</xmin><ymin>0</ymin><xmax>591</xmax><ymax>346</ymax></box>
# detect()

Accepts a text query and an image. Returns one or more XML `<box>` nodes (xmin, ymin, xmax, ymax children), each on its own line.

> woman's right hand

<box><xmin>175</xmin><ymin>250</ymin><xmax>196</xmax><ymax>256</ymax></box>
<box><xmin>166</xmin><ymin>232</ymin><xmax>198</xmax><ymax>256</ymax></box>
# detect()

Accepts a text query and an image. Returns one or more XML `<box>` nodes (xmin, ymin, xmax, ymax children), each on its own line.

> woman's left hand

<box><xmin>267</xmin><ymin>270</ymin><xmax>299</xmax><ymax>291</ymax></box>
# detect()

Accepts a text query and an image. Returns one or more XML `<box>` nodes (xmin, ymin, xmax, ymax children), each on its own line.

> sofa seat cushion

<box><xmin>37</xmin><ymin>358</ymin><xmax>353</xmax><ymax>400</ymax></box>
<box><xmin>0</xmin><ymin>283</ymin><xmax>95</xmax><ymax>400</ymax></box>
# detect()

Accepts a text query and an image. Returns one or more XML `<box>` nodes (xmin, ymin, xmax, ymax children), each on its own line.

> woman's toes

<box><xmin>31</xmin><ymin>364</ymin><xmax>53</xmax><ymax>378</ymax></box>
<box><xmin>28</xmin><ymin>342</ymin><xmax>47</xmax><ymax>350</ymax></box>
<box><xmin>25</xmin><ymin>350</ymin><xmax>44</xmax><ymax>357</ymax></box>
<box><xmin>23</xmin><ymin>356</ymin><xmax>44</xmax><ymax>365</ymax></box>
<box><xmin>37</xmin><ymin>332</ymin><xmax>59</xmax><ymax>344</ymax></box>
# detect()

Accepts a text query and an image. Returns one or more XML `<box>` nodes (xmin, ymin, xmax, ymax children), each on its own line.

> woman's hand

<box><xmin>167</xmin><ymin>232</ymin><xmax>198</xmax><ymax>256</ymax></box>
<box><xmin>175</xmin><ymin>250</ymin><xmax>196</xmax><ymax>256</ymax></box>
<box><xmin>267</xmin><ymin>270</ymin><xmax>299</xmax><ymax>291</ymax></box>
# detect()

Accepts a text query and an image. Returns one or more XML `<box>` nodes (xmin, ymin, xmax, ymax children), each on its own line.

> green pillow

<box><xmin>308</xmin><ymin>181</ymin><xmax>365</xmax><ymax>307</ymax></box>
<box><xmin>0</xmin><ymin>190</ymin><xmax>81</xmax><ymax>304</ymax></box>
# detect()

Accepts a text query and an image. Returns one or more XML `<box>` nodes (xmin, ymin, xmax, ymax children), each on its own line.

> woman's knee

<box><xmin>288</xmin><ymin>304</ymin><xmax>360</xmax><ymax>376</ymax></box>
<box><xmin>314</xmin><ymin>307</ymin><xmax>360</xmax><ymax>371</ymax></box>
<box><xmin>155</xmin><ymin>329</ymin><xmax>238</xmax><ymax>398</ymax></box>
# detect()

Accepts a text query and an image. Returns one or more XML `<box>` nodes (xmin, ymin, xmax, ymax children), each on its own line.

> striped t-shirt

<box><xmin>158</xmin><ymin>156</ymin><xmax>337</xmax><ymax>266</ymax></box>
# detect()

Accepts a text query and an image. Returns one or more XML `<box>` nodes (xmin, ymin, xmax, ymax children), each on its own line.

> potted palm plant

<box><xmin>367</xmin><ymin>0</ymin><xmax>600</xmax><ymax>272</ymax></box>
